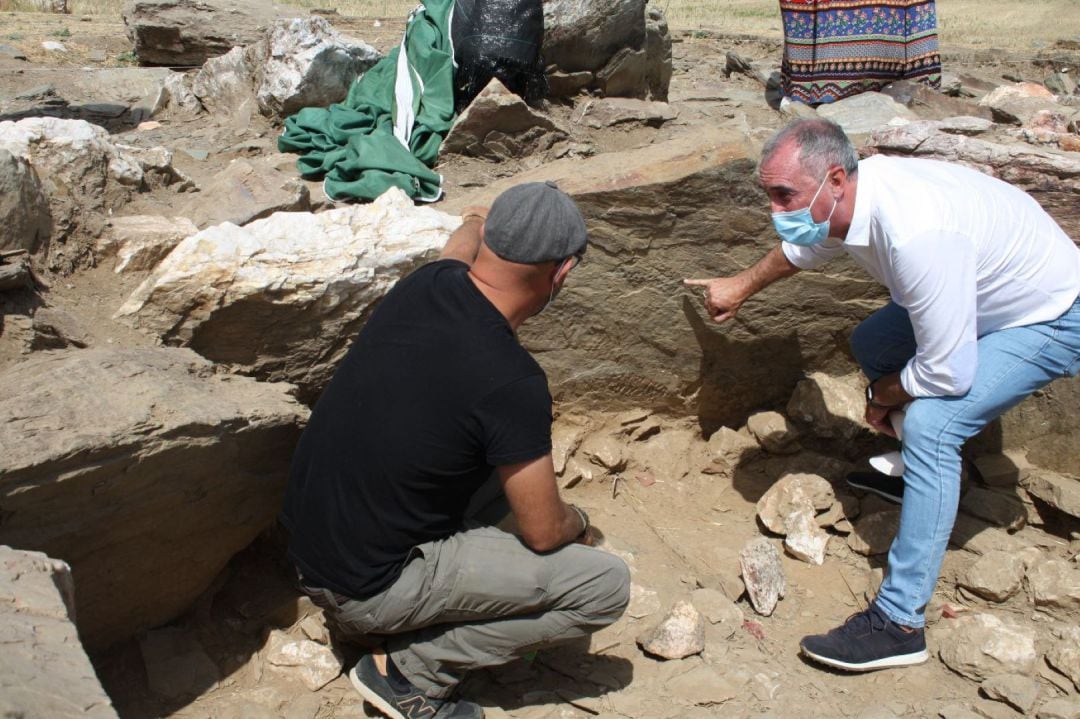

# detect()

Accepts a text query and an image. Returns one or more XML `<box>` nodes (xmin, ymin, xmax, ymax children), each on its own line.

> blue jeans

<box><xmin>849</xmin><ymin>297</ymin><xmax>1080</xmax><ymax>628</ymax></box>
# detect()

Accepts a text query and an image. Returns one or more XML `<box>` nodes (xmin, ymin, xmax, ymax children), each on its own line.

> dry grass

<box><xmin>4</xmin><ymin>0</ymin><xmax>1078</xmax><ymax>54</ymax></box>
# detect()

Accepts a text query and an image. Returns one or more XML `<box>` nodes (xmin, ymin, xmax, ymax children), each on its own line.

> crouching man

<box><xmin>687</xmin><ymin>119</ymin><xmax>1079</xmax><ymax>672</ymax></box>
<box><xmin>281</xmin><ymin>181</ymin><xmax>631</xmax><ymax>719</ymax></box>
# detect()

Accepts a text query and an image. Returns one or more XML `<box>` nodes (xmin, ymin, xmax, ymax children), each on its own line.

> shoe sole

<box><xmin>349</xmin><ymin>666</ymin><xmax>407</xmax><ymax>719</ymax></box>
<box><xmin>845</xmin><ymin>479</ymin><xmax>903</xmax><ymax>505</ymax></box>
<box><xmin>801</xmin><ymin>646</ymin><xmax>929</xmax><ymax>672</ymax></box>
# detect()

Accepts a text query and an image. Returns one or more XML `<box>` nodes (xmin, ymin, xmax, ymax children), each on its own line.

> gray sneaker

<box><xmin>349</xmin><ymin>654</ymin><xmax>484</xmax><ymax>719</ymax></box>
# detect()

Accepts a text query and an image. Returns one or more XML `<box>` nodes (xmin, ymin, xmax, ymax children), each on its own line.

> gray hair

<box><xmin>759</xmin><ymin>119</ymin><xmax>859</xmax><ymax>179</ymax></box>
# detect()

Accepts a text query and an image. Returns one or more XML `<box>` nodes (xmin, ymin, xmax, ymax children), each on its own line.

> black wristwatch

<box><xmin>865</xmin><ymin>381</ymin><xmax>891</xmax><ymax>409</ymax></box>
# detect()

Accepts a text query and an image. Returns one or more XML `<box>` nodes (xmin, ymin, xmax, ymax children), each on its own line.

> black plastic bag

<box><xmin>451</xmin><ymin>0</ymin><xmax>547</xmax><ymax>111</ymax></box>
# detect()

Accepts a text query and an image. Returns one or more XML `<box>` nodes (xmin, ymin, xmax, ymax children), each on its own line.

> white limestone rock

<box><xmin>98</xmin><ymin>215</ymin><xmax>199</xmax><ymax>273</ymax></box>
<box><xmin>255</xmin><ymin>17</ymin><xmax>381</xmax><ymax>119</ymax></box>
<box><xmin>115</xmin><ymin>187</ymin><xmax>459</xmax><ymax>401</ymax></box>
<box><xmin>265</xmin><ymin>629</ymin><xmax>344</xmax><ymax>691</ymax></box>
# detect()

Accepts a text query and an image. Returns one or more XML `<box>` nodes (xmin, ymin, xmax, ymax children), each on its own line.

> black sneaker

<box><xmin>846</xmin><ymin>470</ymin><xmax>905</xmax><ymax>504</ymax></box>
<box><xmin>349</xmin><ymin>654</ymin><xmax>484</xmax><ymax>719</ymax></box>
<box><xmin>800</xmin><ymin>603</ymin><xmax>929</xmax><ymax>672</ymax></box>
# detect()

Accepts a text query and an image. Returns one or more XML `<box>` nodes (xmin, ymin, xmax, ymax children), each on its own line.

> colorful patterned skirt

<box><xmin>780</xmin><ymin>0</ymin><xmax>942</xmax><ymax>105</ymax></box>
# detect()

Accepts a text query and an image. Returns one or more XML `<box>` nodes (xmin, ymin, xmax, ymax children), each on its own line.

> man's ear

<box><xmin>553</xmin><ymin>257</ymin><xmax>573</xmax><ymax>284</ymax></box>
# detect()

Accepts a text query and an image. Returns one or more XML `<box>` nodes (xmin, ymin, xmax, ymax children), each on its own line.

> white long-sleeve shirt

<box><xmin>782</xmin><ymin>155</ymin><xmax>1080</xmax><ymax>398</ymax></box>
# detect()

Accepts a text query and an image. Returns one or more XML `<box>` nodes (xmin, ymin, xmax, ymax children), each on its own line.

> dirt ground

<box><xmin>1</xmin><ymin>8</ymin><xmax>1078</xmax><ymax>719</ymax></box>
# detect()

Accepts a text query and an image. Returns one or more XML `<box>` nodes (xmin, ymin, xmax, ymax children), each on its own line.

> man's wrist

<box><xmin>461</xmin><ymin>212</ymin><xmax>486</xmax><ymax>224</ymax></box>
<box><xmin>865</xmin><ymin>380</ymin><xmax>895</xmax><ymax>409</ymax></box>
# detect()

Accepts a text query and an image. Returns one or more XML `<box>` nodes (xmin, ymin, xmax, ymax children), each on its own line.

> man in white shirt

<box><xmin>686</xmin><ymin>118</ymin><xmax>1080</xmax><ymax>672</ymax></box>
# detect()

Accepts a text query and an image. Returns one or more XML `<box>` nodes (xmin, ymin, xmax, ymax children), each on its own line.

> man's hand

<box><xmin>683</xmin><ymin>247</ymin><xmax>801</xmax><ymax>324</ymax></box>
<box><xmin>865</xmin><ymin>402</ymin><xmax>898</xmax><ymax>438</ymax></box>
<box><xmin>683</xmin><ymin>276</ymin><xmax>749</xmax><ymax>324</ymax></box>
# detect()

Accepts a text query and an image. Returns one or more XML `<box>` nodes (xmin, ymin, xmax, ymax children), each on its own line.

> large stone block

<box><xmin>122</xmin><ymin>0</ymin><xmax>294</xmax><ymax>66</ymax></box>
<box><xmin>0</xmin><ymin>546</ymin><xmax>117</xmax><ymax>718</ymax></box>
<box><xmin>0</xmin><ymin>348</ymin><xmax>308</xmax><ymax>649</ymax></box>
<box><xmin>447</xmin><ymin>127</ymin><xmax>889</xmax><ymax>429</ymax></box>
<box><xmin>115</xmin><ymin>188</ymin><xmax>459</xmax><ymax>402</ymax></box>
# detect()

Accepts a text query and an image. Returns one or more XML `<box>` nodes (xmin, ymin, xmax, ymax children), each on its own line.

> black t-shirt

<box><xmin>282</xmin><ymin>259</ymin><xmax>553</xmax><ymax>598</ymax></box>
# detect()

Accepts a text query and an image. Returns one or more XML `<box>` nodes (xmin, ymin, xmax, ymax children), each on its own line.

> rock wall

<box><xmin>449</xmin><ymin>127</ymin><xmax>889</xmax><ymax>431</ymax></box>
<box><xmin>448</xmin><ymin>126</ymin><xmax>1080</xmax><ymax>472</ymax></box>
<box><xmin>0</xmin><ymin>348</ymin><xmax>308</xmax><ymax>650</ymax></box>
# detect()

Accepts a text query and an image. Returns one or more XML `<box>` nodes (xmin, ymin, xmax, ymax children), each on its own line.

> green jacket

<box><xmin>278</xmin><ymin>0</ymin><xmax>455</xmax><ymax>202</ymax></box>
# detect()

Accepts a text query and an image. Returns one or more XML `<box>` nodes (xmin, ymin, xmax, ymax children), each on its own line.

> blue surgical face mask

<box><xmin>771</xmin><ymin>172</ymin><xmax>837</xmax><ymax>246</ymax></box>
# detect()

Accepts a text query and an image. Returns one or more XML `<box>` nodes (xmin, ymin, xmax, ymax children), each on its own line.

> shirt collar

<box><xmin>844</xmin><ymin>158</ymin><xmax>873</xmax><ymax>247</ymax></box>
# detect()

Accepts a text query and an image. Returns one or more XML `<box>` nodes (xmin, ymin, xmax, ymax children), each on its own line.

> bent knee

<box><xmin>582</xmin><ymin>550</ymin><xmax>631</xmax><ymax>625</ymax></box>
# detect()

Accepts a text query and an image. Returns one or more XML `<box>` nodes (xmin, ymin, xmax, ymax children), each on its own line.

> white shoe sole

<box><xmin>801</xmin><ymin>646</ymin><xmax>929</xmax><ymax>672</ymax></box>
<box><xmin>349</xmin><ymin>666</ymin><xmax>407</xmax><ymax>719</ymax></box>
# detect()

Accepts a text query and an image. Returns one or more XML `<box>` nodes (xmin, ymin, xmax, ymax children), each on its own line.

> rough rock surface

<box><xmin>980</xmin><ymin>674</ymin><xmax>1040</xmax><ymax>714</ymax></box>
<box><xmin>442</xmin><ymin>78</ymin><xmax>565</xmax><ymax>160</ymax></box>
<box><xmin>0</xmin><ymin>117</ymin><xmax>188</xmax><ymax>272</ymax></box>
<box><xmin>179</xmin><ymin>156</ymin><xmax>310</xmax><ymax>228</ymax></box>
<box><xmin>255</xmin><ymin>16</ymin><xmax>381</xmax><ymax>119</ymax></box>
<box><xmin>0</xmin><ymin>147</ymin><xmax>50</xmax><ymax>255</ymax></box>
<box><xmin>746</xmin><ymin>410</ymin><xmax>800</xmax><ymax>454</ymax></box>
<box><xmin>122</xmin><ymin>0</ymin><xmax>293</xmax><ymax>66</ymax></box>
<box><xmin>815</xmin><ymin>91</ymin><xmax>919</xmax><ymax>135</ymax></box>
<box><xmin>786</xmin><ymin>371</ymin><xmax>866</xmax><ymax>440</ymax></box>
<box><xmin>1026</xmin><ymin>559</ymin><xmax>1080</xmax><ymax>617</ymax></box>
<box><xmin>115</xmin><ymin>188</ymin><xmax>458</xmax><ymax>402</ymax></box>
<box><xmin>543</xmin><ymin>0</ymin><xmax>647</xmax><ymax>73</ymax></box>
<box><xmin>0</xmin><ymin>348</ymin><xmax>308</xmax><ymax>649</ymax></box>
<box><xmin>705</xmin><ymin>426</ymin><xmax>759</xmax><ymax>472</ymax></box>
<box><xmin>755</xmin><ymin>472</ymin><xmax>834</xmax><ymax>534</ymax></box>
<box><xmin>0</xmin><ymin>546</ymin><xmax>118</xmax><ymax>718</ymax></box>
<box><xmin>937</xmin><ymin>613</ymin><xmax>1038</xmax><ymax>681</ymax></box>
<box><xmin>1023</xmin><ymin>469</ymin><xmax>1080</xmax><ymax>519</ymax></box>
<box><xmin>97</xmin><ymin>215</ymin><xmax>198</xmax><ymax>273</ymax></box>
<box><xmin>959</xmin><ymin>486</ymin><xmax>1027</xmax><ymax>531</ymax></box>
<box><xmin>264</xmin><ymin>629</ymin><xmax>344</xmax><ymax>691</ymax></box>
<box><xmin>958</xmin><ymin>550</ymin><xmax>1026</xmax><ymax>602</ymax></box>
<box><xmin>1045</xmin><ymin>625</ymin><xmax>1080</xmax><ymax>691</ymax></box>
<box><xmin>848</xmin><ymin>509</ymin><xmax>900</xmax><ymax>556</ymax></box>
<box><xmin>740</xmin><ymin>537</ymin><xmax>786</xmax><ymax>616</ymax></box>
<box><xmin>191</xmin><ymin>45</ymin><xmax>257</xmax><ymax>116</ymax></box>
<box><xmin>446</xmin><ymin>127</ymin><xmax>895</xmax><ymax>431</ymax></box>
<box><xmin>636</xmin><ymin>600</ymin><xmax>705</xmax><ymax>659</ymax></box>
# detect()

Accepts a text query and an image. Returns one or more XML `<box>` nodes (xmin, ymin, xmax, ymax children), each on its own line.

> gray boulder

<box><xmin>0</xmin><ymin>348</ymin><xmax>308</xmax><ymax>649</ymax></box>
<box><xmin>543</xmin><ymin>0</ymin><xmax>671</xmax><ymax>99</ymax></box>
<box><xmin>0</xmin><ymin>147</ymin><xmax>50</xmax><ymax>255</ymax></box>
<box><xmin>443</xmin><ymin>77</ymin><xmax>565</xmax><ymax>160</ymax></box>
<box><xmin>0</xmin><ymin>546</ymin><xmax>118</xmax><ymax>719</ymax></box>
<box><xmin>123</xmin><ymin>0</ymin><xmax>293</xmax><ymax>66</ymax></box>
